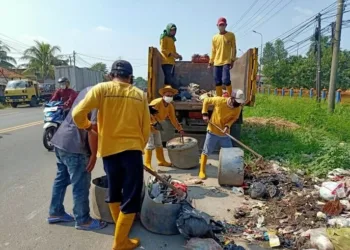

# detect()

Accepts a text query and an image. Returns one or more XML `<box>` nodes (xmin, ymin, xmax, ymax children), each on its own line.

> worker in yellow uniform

<box><xmin>160</xmin><ymin>23</ymin><xmax>182</xmax><ymax>89</ymax></box>
<box><xmin>209</xmin><ymin>17</ymin><xmax>237</xmax><ymax>97</ymax></box>
<box><xmin>199</xmin><ymin>89</ymin><xmax>245</xmax><ymax>180</ymax></box>
<box><xmin>72</xmin><ymin>60</ymin><xmax>150</xmax><ymax>250</ymax></box>
<box><xmin>145</xmin><ymin>85</ymin><xmax>184</xmax><ymax>170</ymax></box>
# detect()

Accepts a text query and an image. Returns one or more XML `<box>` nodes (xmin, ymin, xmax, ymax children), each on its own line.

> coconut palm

<box><xmin>21</xmin><ymin>41</ymin><xmax>64</xmax><ymax>80</ymax></box>
<box><xmin>90</xmin><ymin>62</ymin><xmax>108</xmax><ymax>74</ymax></box>
<box><xmin>0</xmin><ymin>40</ymin><xmax>17</xmax><ymax>68</ymax></box>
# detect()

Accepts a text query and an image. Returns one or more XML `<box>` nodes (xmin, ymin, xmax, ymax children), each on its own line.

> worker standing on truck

<box><xmin>145</xmin><ymin>85</ymin><xmax>184</xmax><ymax>170</ymax></box>
<box><xmin>72</xmin><ymin>60</ymin><xmax>150</xmax><ymax>250</ymax></box>
<box><xmin>160</xmin><ymin>23</ymin><xmax>182</xmax><ymax>89</ymax></box>
<box><xmin>50</xmin><ymin>77</ymin><xmax>78</xmax><ymax>109</ymax></box>
<box><xmin>199</xmin><ymin>89</ymin><xmax>245</xmax><ymax>180</ymax></box>
<box><xmin>209</xmin><ymin>17</ymin><xmax>237</xmax><ymax>97</ymax></box>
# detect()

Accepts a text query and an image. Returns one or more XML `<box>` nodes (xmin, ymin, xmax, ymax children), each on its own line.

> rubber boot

<box><xmin>216</xmin><ymin>86</ymin><xmax>223</xmax><ymax>97</ymax></box>
<box><xmin>226</xmin><ymin>85</ymin><xmax>233</xmax><ymax>96</ymax></box>
<box><xmin>198</xmin><ymin>154</ymin><xmax>208</xmax><ymax>180</ymax></box>
<box><xmin>113</xmin><ymin>212</ymin><xmax>140</xmax><ymax>250</ymax></box>
<box><xmin>109</xmin><ymin>202</ymin><xmax>121</xmax><ymax>222</ymax></box>
<box><xmin>155</xmin><ymin>147</ymin><xmax>172</xmax><ymax>167</ymax></box>
<box><xmin>144</xmin><ymin>150</ymin><xmax>154</xmax><ymax>171</ymax></box>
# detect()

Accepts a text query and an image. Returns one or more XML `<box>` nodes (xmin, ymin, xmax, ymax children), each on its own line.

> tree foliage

<box><xmin>134</xmin><ymin>77</ymin><xmax>147</xmax><ymax>90</ymax></box>
<box><xmin>262</xmin><ymin>37</ymin><xmax>350</xmax><ymax>90</ymax></box>
<box><xmin>90</xmin><ymin>62</ymin><xmax>108</xmax><ymax>74</ymax></box>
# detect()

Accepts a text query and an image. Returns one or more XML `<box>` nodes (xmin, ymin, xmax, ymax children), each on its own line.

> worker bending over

<box><xmin>145</xmin><ymin>85</ymin><xmax>184</xmax><ymax>170</ymax></box>
<box><xmin>209</xmin><ymin>17</ymin><xmax>237</xmax><ymax>97</ymax></box>
<box><xmin>160</xmin><ymin>23</ymin><xmax>182</xmax><ymax>89</ymax></box>
<box><xmin>72</xmin><ymin>60</ymin><xmax>150</xmax><ymax>250</ymax></box>
<box><xmin>199</xmin><ymin>90</ymin><xmax>245</xmax><ymax>180</ymax></box>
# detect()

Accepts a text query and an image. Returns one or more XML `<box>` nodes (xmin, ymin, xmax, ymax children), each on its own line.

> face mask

<box><xmin>163</xmin><ymin>96</ymin><xmax>173</xmax><ymax>103</ymax></box>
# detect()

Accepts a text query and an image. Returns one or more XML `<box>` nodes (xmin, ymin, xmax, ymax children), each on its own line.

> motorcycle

<box><xmin>42</xmin><ymin>101</ymin><xmax>66</xmax><ymax>151</ymax></box>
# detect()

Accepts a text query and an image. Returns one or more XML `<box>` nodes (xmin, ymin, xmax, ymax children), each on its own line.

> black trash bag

<box><xmin>249</xmin><ymin>182</ymin><xmax>266</xmax><ymax>199</ymax></box>
<box><xmin>176</xmin><ymin>201</ymin><xmax>223</xmax><ymax>239</ymax></box>
<box><xmin>95</xmin><ymin>175</ymin><xmax>108</xmax><ymax>188</ymax></box>
<box><xmin>223</xmin><ymin>244</ymin><xmax>246</xmax><ymax>250</ymax></box>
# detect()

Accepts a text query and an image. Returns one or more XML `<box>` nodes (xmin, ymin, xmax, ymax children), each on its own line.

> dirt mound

<box><xmin>245</xmin><ymin>117</ymin><xmax>300</xmax><ymax>130</ymax></box>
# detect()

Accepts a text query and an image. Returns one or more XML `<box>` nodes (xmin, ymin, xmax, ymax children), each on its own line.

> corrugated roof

<box><xmin>0</xmin><ymin>67</ymin><xmax>23</xmax><ymax>79</ymax></box>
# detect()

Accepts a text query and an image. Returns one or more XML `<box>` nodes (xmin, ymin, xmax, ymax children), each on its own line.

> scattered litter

<box><xmin>231</xmin><ymin>187</ymin><xmax>244</xmax><ymax>196</ymax></box>
<box><xmin>319</xmin><ymin>182</ymin><xmax>346</xmax><ymax>200</ymax></box>
<box><xmin>322</xmin><ymin>200</ymin><xmax>344</xmax><ymax>216</ymax></box>
<box><xmin>327</xmin><ymin>217</ymin><xmax>350</xmax><ymax>227</ymax></box>
<box><xmin>185</xmin><ymin>178</ymin><xmax>204</xmax><ymax>185</ymax></box>
<box><xmin>305</xmin><ymin>228</ymin><xmax>334</xmax><ymax>250</ymax></box>
<box><xmin>267</xmin><ymin>230</ymin><xmax>281</xmax><ymax>247</ymax></box>
<box><xmin>317</xmin><ymin>211</ymin><xmax>327</xmax><ymax>220</ymax></box>
<box><xmin>327</xmin><ymin>228</ymin><xmax>350</xmax><ymax>250</ymax></box>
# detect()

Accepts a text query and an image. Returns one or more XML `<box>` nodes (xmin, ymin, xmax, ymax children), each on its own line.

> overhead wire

<box><xmin>229</xmin><ymin>0</ymin><xmax>261</xmax><ymax>30</ymax></box>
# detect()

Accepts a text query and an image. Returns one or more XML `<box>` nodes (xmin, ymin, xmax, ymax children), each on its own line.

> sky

<box><xmin>1</xmin><ymin>0</ymin><xmax>350</xmax><ymax>78</ymax></box>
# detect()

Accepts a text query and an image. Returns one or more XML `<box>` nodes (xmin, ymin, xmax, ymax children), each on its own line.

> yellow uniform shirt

<box><xmin>202</xmin><ymin>97</ymin><xmax>241</xmax><ymax>136</ymax></box>
<box><xmin>149</xmin><ymin>98</ymin><xmax>183</xmax><ymax>133</ymax></box>
<box><xmin>72</xmin><ymin>81</ymin><xmax>151</xmax><ymax>157</ymax></box>
<box><xmin>160</xmin><ymin>36</ymin><xmax>177</xmax><ymax>65</ymax></box>
<box><xmin>210</xmin><ymin>32</ymin><xmax>237</xmax><ymax>66</ymax></box>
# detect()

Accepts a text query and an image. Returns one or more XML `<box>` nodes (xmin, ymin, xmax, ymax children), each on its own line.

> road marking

<box><xmin>0</xmin><ymin>112</ymin><xmax>18</xmax><ymax>117</ymax></box>
<box><xmin>0</xmin><ymin>120</ymin><xmax>42</xmax><ymax>134</ymax></box>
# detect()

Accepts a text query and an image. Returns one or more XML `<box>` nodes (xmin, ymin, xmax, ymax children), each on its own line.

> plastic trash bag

<box><xmin>176</xmin><ymin>202</ymin><xmax>223</xmax><ymax>239</ymax></box>
<box><xmin>184</xmin><ymin>238</ymin><xmax>222</xmax><ymax>250</ymax></box>
<box><xmin>326</xmin><ymin>228</ymin><xmax>350</xmax><ymax>250</ymax></box>
<box><xmin>319</xmin><ymin>182</ymin><xmax>346</xmax><ymax>200</ymax></box>
<box><xmin>249</xmin><ymin>182</ymin><xmax>266</xmax><ymax>199</ymax></box>
<box><xmin>302</xmin><ymin>228</ymin><xmax>334</xmax><ymax>250</ymax></box>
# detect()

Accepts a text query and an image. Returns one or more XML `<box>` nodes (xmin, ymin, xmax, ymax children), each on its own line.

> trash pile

<box><xmin>147</xmin><ymin>175</ymin><xmax>188</xmax><ymax>203</ymax></box>
<box><xmin>191</xmin><ymin>54</ymin><xmax>210</xmax><ymax>63</ymax></box>
<box><xmin>176</xmin><ymin>83</ymin><xmax>217</xmax><ymax>101</ymax></box>
<box><xmin>228</xmin><ymin>164</ymin><xmax>350</xmax><ymax>249</ymax></box>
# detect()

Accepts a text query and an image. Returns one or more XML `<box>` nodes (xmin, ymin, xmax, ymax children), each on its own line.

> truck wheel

<box><xmin>10</xmin><ymin>103</ymin><xmax>18</xmax><ymax>108</ymax></box>
<box><xmin>43</xmin><ymin>127</ymin><xmax>56</xmax><ymax>151</ymax></box>
<box><xmin>30</xmin><ymin>97</ymin><xmax>38</xmax><ymax>107</ymax></box>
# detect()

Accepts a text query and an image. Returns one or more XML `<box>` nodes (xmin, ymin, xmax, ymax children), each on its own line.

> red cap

<box><xmin>217</xmin><ymin>17</ymin><xmax>227</xmax><ymax>25</ymax></box>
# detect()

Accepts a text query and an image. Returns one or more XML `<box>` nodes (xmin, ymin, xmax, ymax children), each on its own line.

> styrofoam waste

<box><xmin>340</xmin><ymin>200</ymin><xmax>350</xmax><ymax>210</ymax></box>
<box><xmin>327</xmin><ymin>217</ymin><xmax>350</xmax><ymax>227</ymax></box>
<box><xmin>319</xmin><ymin>182</ymin><xmax>346</xmax><ymax>200</ymax></box>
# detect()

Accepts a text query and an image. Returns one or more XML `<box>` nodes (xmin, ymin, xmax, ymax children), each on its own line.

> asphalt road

<box><xmin>0</xmin><ymin>107</ymin><xmax>185</xmax><ymax>250</ymax></box>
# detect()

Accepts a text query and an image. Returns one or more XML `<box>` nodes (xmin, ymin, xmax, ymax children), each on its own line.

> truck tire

<box><xmin>30</xmin><ymin>96</ymin><xmax>38</xmax><ymax>107</ymax></box>
<box><xmin>10</xmin><ymin>103</ymin><xmax>18</xmax><ymax>108</ymax></box>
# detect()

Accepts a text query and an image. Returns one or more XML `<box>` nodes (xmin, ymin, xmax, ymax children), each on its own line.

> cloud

<box><xmin>95</xmin><ymin>26</ymin><xmax>113</xmax><ymax>32</ymax></box>
<box><xmin>21</xmin><ymin>34</ymin><xmax>50</xmax><ymax>43</ymax></box>
<box><xmin>294</xmin><ymin>7</ymin><xmax>314</xmax><ymax>16</ymax></box>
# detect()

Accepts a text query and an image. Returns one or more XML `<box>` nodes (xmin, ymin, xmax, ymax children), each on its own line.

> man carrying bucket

<box><xmin>144</xmin><ymin>85</ymin><xmax>184</xmax><ymax>170</ymax></box>
<box><xmin>199</xmin><ymin>89</ymin><xmax>245</xmax><ymax>180</ymax></box>
<box><xmin>72</xmin><ymin>60</ymin><xmax>150</xmax><ymax>250</ymax></box>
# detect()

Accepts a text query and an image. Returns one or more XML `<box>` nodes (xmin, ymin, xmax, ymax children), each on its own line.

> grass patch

<box><xmin>241</xmin><ymin>95</ymin><xmax>350</xmax><ymax>176</ymax></box>
<box><xmin>0</xmin><ymin>103</ymin><xmax>4</xmax><ymax>109</ymax></box>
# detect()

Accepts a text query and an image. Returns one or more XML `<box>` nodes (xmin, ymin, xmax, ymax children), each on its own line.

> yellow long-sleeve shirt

<box><xmin>210</xmin><ymin>32</ymin><xmax>237</xmax><ymax>66</ymax></box>
<box><xmin>149</xmin><ymin>98</ymin><xmax>182</xmax><ymax>133</ymax></box>
<box><xmin>72</xmin><ymin>81</ymin><xmax>151</xmax><ymax>158</ymax></box>
<box><xmin>202</xmin><ymin>97</ymin><xmax>241</xmax><ymax>136</ymax></box>
<box><xmin>160</xmin><ymin>36</ymin><xmax>177</xmax><ymax>65</ymax></box>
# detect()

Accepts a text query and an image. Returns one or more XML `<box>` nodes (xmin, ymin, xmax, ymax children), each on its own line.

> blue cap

<box><xmin>111</xmin><ymin>60</ymin><xmax>133</xmax><ymax>76</ymax></box>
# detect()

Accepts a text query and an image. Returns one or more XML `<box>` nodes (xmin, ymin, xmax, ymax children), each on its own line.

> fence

<box><xmin>257</xmin><ymin>87</ymin><xmax>350</xmax><ymax>104</ymax></box>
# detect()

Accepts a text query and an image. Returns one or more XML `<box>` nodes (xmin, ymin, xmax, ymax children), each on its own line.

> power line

<box><xmin>230</xmin><ymin>0</ymin><xmax>261</xmax><ymax>30</ymax></box>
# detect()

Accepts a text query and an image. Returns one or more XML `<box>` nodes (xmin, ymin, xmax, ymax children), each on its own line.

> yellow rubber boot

<box><xmin>155</xmin><ymin>147</ymin><xmax>172</xmax><ymax>167</ymax></box>
<box><xmin>226</xmin><ymin>85</ymin><xmax>233</xmax><ymax>96</ymax></box>
<box><xmin>198</xmin><ymin>154</ymin><xmax>208</xmax><ymax>180</ymax></box>
<box><xmin>113</xmin><ymin>213</ymin><xmax>140</xmax><ymax>250</ymax></box>
<box><xmin>109</xmin><ymin>202</ymin><xmax>121</xmax><ymax>222</ymax></box>
<box><xmin>144</xmin><ymin>150</ymin><xmax>154</xmax><ymax>171</ymax></box>
<box><xmin>216</xmin><ymin>86</ymin><xmax>223</xmax><ymax>97</ymax></box>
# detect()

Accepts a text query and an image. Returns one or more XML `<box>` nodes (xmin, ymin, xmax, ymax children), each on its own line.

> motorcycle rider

<box><xmin>50</xmin><ymin>77</ymin><xmax>78</xmax><ymax>117</ymax></box>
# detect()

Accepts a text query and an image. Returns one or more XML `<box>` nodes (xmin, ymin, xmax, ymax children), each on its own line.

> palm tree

<box><xmin>21</xmin><ymin>41</ymin><xmax>63</xmax><ymax>80</ymax></box>
<box><xmin>0</xmin><ymin>40</ymin><xmax>16</xmax><ymax>68</ymax></box>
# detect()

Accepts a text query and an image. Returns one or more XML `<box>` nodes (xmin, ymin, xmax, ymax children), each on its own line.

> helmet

<box><xmin>58</xmin><ymin>77</ymin><xmax>70</xmax><ymax>84</ymax></box>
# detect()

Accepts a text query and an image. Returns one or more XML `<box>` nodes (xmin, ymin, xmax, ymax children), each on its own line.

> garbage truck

<box><xmin>147</xmin><ymin>47</ymin><xmax>259</xmax><ymax>148</ymax></box>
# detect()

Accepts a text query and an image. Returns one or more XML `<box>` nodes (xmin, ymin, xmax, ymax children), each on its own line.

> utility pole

<box><xmin>316</xmin><ymin>13</ymin><xmax>322</xmax><ymax>102</ymax></box>
<box><xmin>73</xmin><ymin>51</ymin><xmax>76</xmax><ymax>67</ymax></box>
<box><xmin>69</xmin><ymin>56</ymin><xmax>72</xmax><ymax>66</ymax></box>
<box><xmin>328</xmin><ymin>0</ymin><xmax>345</xmax><ymax>112</ymax></box>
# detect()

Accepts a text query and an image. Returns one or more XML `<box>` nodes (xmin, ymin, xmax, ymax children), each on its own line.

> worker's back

<box><xmin>73</xmin><ymin>80</ymin><xmax>150</xmax><ymax>158</ymax></box>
